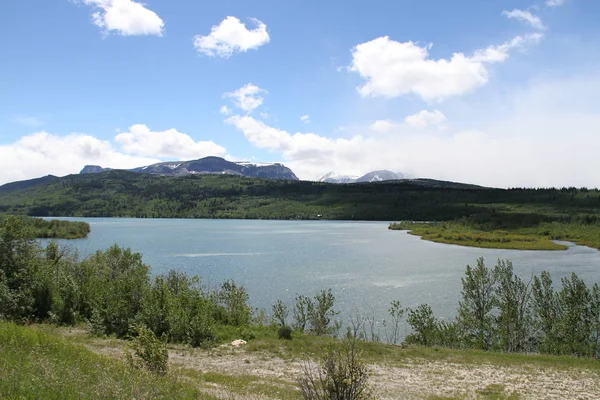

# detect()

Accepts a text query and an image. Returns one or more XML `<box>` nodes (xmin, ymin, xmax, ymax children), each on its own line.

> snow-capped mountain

<box><xmin>318</xmin><ymin>170</ymin><xmax>407</xmax><ymax>183</ymax></box>
<box><xmin>356</xmin><ymin>170</ymin><xmax>403</xmax><ymax>182</ymax></box>
<box><xmin>317</xmin><ymin>172</ymin><xmax>359</xmax><ymax>184</ymax></box>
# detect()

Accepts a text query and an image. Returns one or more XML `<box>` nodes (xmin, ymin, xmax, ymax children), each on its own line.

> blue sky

<box><xmin>1</xmin><ymin>0</ymin><xmax>599</xmax><ymax>187</ymax></box>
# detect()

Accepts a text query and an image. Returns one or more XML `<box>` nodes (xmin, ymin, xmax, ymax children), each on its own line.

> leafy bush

<box><xmin>125</xmin><ymin>324</ymin><xmax>169</xmax><ymax>375</ymax></box>
<box><xmin>293</xmin><ymin>290</ymin><xmax>340</xmax><ymax>336</ymax></box>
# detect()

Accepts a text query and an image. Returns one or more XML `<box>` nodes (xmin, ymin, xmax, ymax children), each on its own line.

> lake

<box><xmin>47</xmin><ymin>218</ymin><xmax>600</xmax><ymax>331</ymax></box>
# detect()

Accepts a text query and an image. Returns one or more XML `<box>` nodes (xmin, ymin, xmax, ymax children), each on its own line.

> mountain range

<box><xmin>81</xmin><ymin>157</ymin><xmax>299</xmax><ymax>181</ymax></box>
<box><xmin>81</xmin><ymin>157</ymin><xmax>414</xmax><ymax>184</ymax></box>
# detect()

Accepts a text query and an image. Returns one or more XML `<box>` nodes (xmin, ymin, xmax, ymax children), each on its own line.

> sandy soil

<box><xmin>167</xmin><ymin>345</ymin><xmax>600</xmax><ymax>400</ymax></box>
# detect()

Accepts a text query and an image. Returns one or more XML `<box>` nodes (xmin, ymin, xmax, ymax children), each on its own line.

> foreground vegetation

<box><xmin>0</xmin><ymin>215</ymin><xmax>90</xmax><ymax>239</ymax></box>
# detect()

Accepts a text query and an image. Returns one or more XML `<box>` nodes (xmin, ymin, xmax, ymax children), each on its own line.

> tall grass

<box><xmin>0</xmin><ymin>322</ymin><xmax>207</xmax><ymax>400</ymax></box>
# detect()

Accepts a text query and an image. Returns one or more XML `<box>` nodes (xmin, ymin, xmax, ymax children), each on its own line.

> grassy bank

<box><xmin>389</xmin><ymin>220</ymin><xmax>600</xmax><ymax>251</ymax></box>
<box><xmin>0</xmin><ymin>322</ymin><xmax>209</xmax><ymax>400</ymax></box>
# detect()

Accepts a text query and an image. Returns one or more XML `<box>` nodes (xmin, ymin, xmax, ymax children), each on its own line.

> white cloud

<box><xmin>220</xmin><ymin>105</ymin><xmax>232</xmax><ymax>115</ymax></box>
<box><xmin>349</xmin><ymin>34</ymin><xmax>542</xmax><ymax>102</ymax></box>
<box><xmin>369</xmin><ymin>119</ymin><xmax>401</xmax><ymax>133</ymax></box>
<box><xmin>404</xmin><ymin>110</ymin><xmax>447</xmax><ymax>129</ymax></box>
<box><xmin>546</xmin><ymin>0</ymin><xmax>565</xmax><ymax>6</ymax></box>
<box><xmin>225</xmin><ymin>115</ymin><xmax>367</xmax><ymax>164</ymax></box>
<box><xmin>114</xmin><ymin>124</ymin><xmax>226</xmax><ymax>159</ymax></box>
<box><xmin>78</xmin><ymin>0</ymin><xmax>164</xmax><ymax>36</ymax></box>
<box><xmin>300</xmin><ymin>115</ymin><xmax>311</xmax><ymax>124</ymax></box>
<box><xmin>224</xmin><ymin>83</ymin><xmax>266</xmax><ymax>114</ymax></box>
<box><xmin>503</xmin><ymin>9</ymin><xmax>546</xmax><ymax>30</ymax></box>
<box><xmin>13</xmin><ymin>115</ymin><xmax>43</xmax><ymax>127</ymax></box>
<box><xmin>225</xmin><ymin>75</ymin><xmax>600</xmax><ymax>188</ymax></box>
<box><xmin>193</xmin><ymin>16</ymin><xmax>270</xmax><ymax>58</ymax></box>
<box><xmin>0</xmin><ymin>132</ymin><xmax>159</xmax><ymax>185</ymax></box>
<box><xmin>0</xmin><ymin>124</ymin><xmax>229</xmax><ymax>185</ymax></box>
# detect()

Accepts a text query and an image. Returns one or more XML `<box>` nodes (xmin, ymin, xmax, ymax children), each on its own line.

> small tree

<box><xmin>457</xmin><ymin>258</ymin><xmax>497</xmax><ymax>350</ymax></box>
<box><xmin>293</xmin><ymin>294</ymin><xmax>311</xmax><ymax>332</ymax></box>
<box><xmin>557</xmin><ymin>273</ymin><xmax>593</xmax><ymax>357</ymax></box>
<box><xmin>494</xmin><ymin>260</ymin><xmax>533</xmax><ymax>353</ymax></box>
<box><xmin>532</xmin><ymin>271</ymin><xmax>561</xmax><ymax>354</ymax></box>
<box><xmin>308</xmin><ymin>289</ymin><xmax>339</xmax><ymax>336</ymax></box>
<box><xmin>384</xmin><ymin>300</ymin><xmax>404</xmax><ymax>345</ymax></box>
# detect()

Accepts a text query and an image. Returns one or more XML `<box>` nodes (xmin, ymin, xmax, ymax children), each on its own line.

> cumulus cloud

<box><xmin>300</xmin><ymin>115</ymin><xmax>311</xmax><ymax>124</ymax></box>
<box><xmin>503</xmin><ymin>9</ymin><xmax>546</xmax><ymax>30</ymax></box>
<box><xmin>224</xmin><ymin>83</ymin><xmax>266</xmax><ymax>114</ymax></box>
<box><xmin>0</xmin><ymin>132</ymin><xmax>159</xmax><ymax>184</ymax></box>
<box><xmin>0</xmin><ymin>124</ymin><xmax>228</xmax><ymax>185</ymax></box>
<box><xmin>78</xmin><ymin>0</ymin><xmax>165</xmax><ymax>36</ymax></box>
<box><xmin>220</xmin><ymin>105</ymin><xmax>232</xmax><ymax>115</ymax></box>
<box><xmin>193</xmin><ymin>16</ymin><xmax>270</xmax><ymax>58</ymax></box>
<box><xmin>546</xmin><ymin>0</ymin><xmax>565</xmax><ymax>6</ymax></box>
<box><xmin>225</xmin><ymin>115</ymin><xmax>367</xmax><ymax>164</ymax></box>
<box><xmin>225</xmin><ymin>75</ymin><xmax>600</xmax><ymax>188</ymax></box>
<box><xmin>114</xmin><ymin>124</ymin><xmax>226</xmax><ymax>159</ymax></box>
<box><xmin>349</xmin><ymin>34</ymin><xmax>542</xmax><ymax>102</ymax></box>
<box><xmin>404</xmin><ymin>110</ymin><xmax>447</xmax><ymax>129</ymax></box>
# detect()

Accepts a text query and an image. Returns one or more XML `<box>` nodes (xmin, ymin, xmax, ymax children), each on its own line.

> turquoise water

<box><xmin>47</xmin><ymin>218</ymin><xmax>600</xmax><ymax>326</ymax></box>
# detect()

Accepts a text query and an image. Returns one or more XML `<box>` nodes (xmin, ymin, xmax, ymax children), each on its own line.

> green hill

<box><xmin>1</xmin><ymin>171</ymin><xmax>599</xmax><ymax>224</ymax></box>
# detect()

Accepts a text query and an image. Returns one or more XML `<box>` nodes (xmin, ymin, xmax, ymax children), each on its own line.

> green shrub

<box><xmin>217</xmin><ymin>280</ymin><xmax>251</xmax><ymax>327</ymax></box>
<box><xmin>298</xmin><ymin>338</ymin><xmax>373</xmax><ymax>400</ymax></box>
<box><xmin>125</xmin><ymin>324</ymin><xmax>168</xmax><ymax>375</ymax></box>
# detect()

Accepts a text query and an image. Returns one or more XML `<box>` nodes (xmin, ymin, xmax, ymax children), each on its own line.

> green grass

<box><xmin>207</xmin><ymin>325</ymin><xmax>600</xmax><ymax>372</ymax></box>
<box><xmin>0</xmin><ymin>322</ymin><xmax>210</xmax><ymax>400</ymax></box>
<box><xmin>390</xmin><ymin>220</ymin><xmax>600</xmax><ymax>251</ymax></box>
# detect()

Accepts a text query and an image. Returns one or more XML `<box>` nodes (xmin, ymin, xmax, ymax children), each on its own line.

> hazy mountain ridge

<box><xmin>318</xmin><ymin>170</ymin><xmax>413</xmax><ymax>184</ymax></box>
<box><xmin>80</xmin><ymin>156</ymin><xmax>299</xmax><ymax>181</ymax></box>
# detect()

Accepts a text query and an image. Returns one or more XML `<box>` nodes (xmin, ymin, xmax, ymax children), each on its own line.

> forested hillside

<box><xmin>1</xmin><ymin>171</ymin><xmax>599</xmax><ymax>223</ymax></box>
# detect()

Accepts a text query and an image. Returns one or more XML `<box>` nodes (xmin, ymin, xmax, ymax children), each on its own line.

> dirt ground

<box><xmin>70</xmin><ymin>329</ymin><xmax>600</xmax><ymax>400</ymax></box>
<box><xmin>168</xmin><ymin>345</ymin><xmax>600</xmax><ymax>400</ymax></box>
